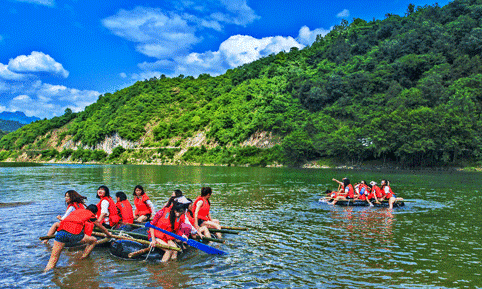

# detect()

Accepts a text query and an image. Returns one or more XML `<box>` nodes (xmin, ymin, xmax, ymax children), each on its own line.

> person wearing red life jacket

<box><xmin>115</xmin><ymin>191</ymin><xmax>134</xmax><ymax>225</ymax></box>
<box><xmin>44</xmin><ymin>204</ymin><xmax>112</xmax><ymax>272</ymax></box>
<box><xmin>96</xmin><ymin>185</ymin><xmax>121</xmax><ymax>229</ymax></box>
<box><xmin>379</xmin><ymin>179</ymin><xmax>403</xmax><ymax>209</ymax></box>
<box><xmin>133</xmin><ymin>185</ymin><xmax>156</xmax><ymax>222</ymax></box>
<box><xmin>182</xmin><ymin>198</ymin><xmax>209</xmax><ymax>238</ymax></box>
<box><xmin>43</xmin><ymin>190</ymin><xmax>88</xmax><ymax>244</ymax></box>
<box><xmin>369</xmin><ymin>181</ymin><xmax>384</xmax><ymax>202</ymax></box>
<box><xmin>330</xmin><ymin>178</ymin><xmax>355</xmax><ymax>205</ymax></box>
<box><xmin>193</xmin><ymin>187</ymin><xmax>222</xmax><ymax>239</ymax></box>
<box><xmin>148</xmin><ymin>202</ymin><xmax>187</xmax><ymax>262</ymax></box>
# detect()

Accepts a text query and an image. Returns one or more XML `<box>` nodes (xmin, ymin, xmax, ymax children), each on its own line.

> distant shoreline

<box><xmin>1</xmin><ymin>159</ymin><xmax>479</xmax><ymax>172</ymax></box>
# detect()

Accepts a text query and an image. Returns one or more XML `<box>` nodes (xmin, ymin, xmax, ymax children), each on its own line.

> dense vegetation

<box><xmin>0</xmin><ymin>119</ymin><xmax>23</xmax><ymax>132</ymax></box>
<box><xmin>1</xmin><ymin>0</ymin><xmax>482</xmax><ymax>168</ymax></box>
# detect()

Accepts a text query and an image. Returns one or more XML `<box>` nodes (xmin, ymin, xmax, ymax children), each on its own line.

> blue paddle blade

<box><xmin>145</xmin><ymin>222</ymin><xmax>227</xmax><ymax>255</ymax></box>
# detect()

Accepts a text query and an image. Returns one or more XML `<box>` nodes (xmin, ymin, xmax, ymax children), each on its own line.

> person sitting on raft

<box><xmin>133</xmin><ymin>185</ymin><xmax>156</xmax><ymax>223</ymax></box>
<box><xmin>96</xmin><ymin>185</ymin><xmax>121</xmax><ymax>229</ymax></box>
<box><xmin>330</xmin><ymin>178</ymin><xmax>356</xmax><ymax>205</ymax></box>
<box><xmin>183</xmin><ymin>198</ymin><xmax>210</xmax><ymax>239</ymax></box>
<box><xmin>148</xmin><ymin>202</ymin><xmax>187</xmax><ymax>262</ymax></box>
<box><xmin>193</xmin><ymin>187</ymin><xmax>222</xmax><ymax>239</ymax></box>
<box><xmin>43</xmin><ymin>190</ymin><xmax>87</xmax><ymax>244</ymax></box>
<box><xmin>116</xmin><ymin>191</ymin><xmax>134</xmax><ymax>225</ymax></box>
<box><xmin>378</xmin><ymin>179</ymin><xmax>404</xmax><ymax>209</ymax></box>
<box><xmin>357</xmin><ymin>181</ymin><xmax>376</xmax><ymax>206</ymax></box>
<box><xmin>369</xmin><ymin>181</ymin><xmax>383</xmax><ymax>203</ymax></box>
<box><xmin>44</xmin><ymin>204</ymin><xmax>113</xmax><ymax>272</ymax></box>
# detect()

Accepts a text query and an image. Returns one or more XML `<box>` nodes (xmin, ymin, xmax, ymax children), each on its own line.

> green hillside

<box><xmin>2</xmin><ymin>0</ymin><xmax>482</xmax><ymax>168</ymax></box>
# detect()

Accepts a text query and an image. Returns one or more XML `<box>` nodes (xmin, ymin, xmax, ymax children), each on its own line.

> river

<box><xmin>0</xmin><ymin>163</ymin><xmax>480</xmax><ymax>288</ymax></box>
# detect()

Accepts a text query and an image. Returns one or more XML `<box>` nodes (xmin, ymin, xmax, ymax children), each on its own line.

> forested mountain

<box><xmin>0</xmin><ymin>119</ymin><xmax>23</xmax><ymax>132</ymax></box>
<box><xmin>0</xmin><ymin>111</ymin><xmax>40</xmax><ymax>124</ymax></box>
<box><xmin>1</xmin><ymin>0</ymin><xmax>482</xmax><ymax>168</ymax></box>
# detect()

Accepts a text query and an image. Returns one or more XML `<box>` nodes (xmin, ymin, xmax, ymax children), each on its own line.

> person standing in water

<box><xmin>44</xmin><ymin>204</ymin><xmax>112</xmax><ymax>271</ymax></box>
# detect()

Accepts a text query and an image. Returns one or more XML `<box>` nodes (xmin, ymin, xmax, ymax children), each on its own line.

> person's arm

<box><xmin>146</xmin><ymin>200</ymin><xmax>156</xmax><ymax>214</ymax></box>
<box><xmin>184</xmin><ymin>217</ymin><xmax>198</xmax><ymax>235</ymax></box>
<box><xmin>97</xmin><ymin>200</ymin><xmax>109</xmax><ymax>223</ymax></box>
<box><xmin>332</xmin><ymin>178</ymin><xmax>343</xmax><ymax>186</ymax></box>
<box><xmin>59</xmin><ymin>206</ymin><xmax>75</xmax><ymax>220</ymax></box>
<box><xmin>93</xmin><ymin>219</ymin><xmax>112</xmax><ymax>237</ymax></box>
<box><xmin>194</xmin><ymin>200</ymin><xmax>202</xmax><ymax>230</ymax></box>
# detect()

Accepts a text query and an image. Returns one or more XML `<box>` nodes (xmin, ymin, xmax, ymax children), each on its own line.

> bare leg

<box><xmin>203</xmin><ymin>220</ymin><xmax>222</xmax><ymax>239</ymax></box>
<box><xmin>44</xmin><ymin>240</ymin><xmax>65</xmax><ymax>272</ymax></box>
<box><xmin>43</xmin><ymin>222</ymin><xmax>60</xmax><ymax>244</ymax></box>
<box><xmin>136</xmin><ymin>215</ymin><xmax>148</xmax><ymax>223</ymax></box>
<box><xmin>168</xmin><ymin>240</ymin><xmax>178</xmax><ymax>260</ymax></box>
<box><xmin>80</xmin><ymin>235</ymin><xmax>98</xmax><ymax>259</ymax></box>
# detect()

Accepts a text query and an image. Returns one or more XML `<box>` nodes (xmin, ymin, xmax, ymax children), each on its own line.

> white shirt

<box><xmin>101</xmin><ymin>199</ymin><xmax>110</xmax><ymax>224</ymax></box>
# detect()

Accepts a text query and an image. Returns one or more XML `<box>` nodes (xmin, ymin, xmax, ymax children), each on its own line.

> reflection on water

<box><xmin>0</xmin><ymin>164</ymin><xmax>482</xmax><ymax>288</ymax></box>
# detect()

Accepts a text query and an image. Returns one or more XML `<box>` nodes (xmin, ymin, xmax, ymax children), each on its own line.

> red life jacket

<box><xmin>57</xmin><ymin>209</ymin><xmax>95</xmax><ymax>235</ymax></box>
<box><xmin>193</xmin><ymin>196</ymin><xmax>211</xmax><ymax>221</ymax></box>
<box><xmin>150</xmin><ymin>208</ymin><xmax>185</xmax><ymax>241</ymax></box>
<box><xmin>134</xmin><ymin>194</ymin><xmax>152</xmax><ymax>216</ymax></box>
<box><xmin>96</xmin><ymin>196</ymin><xmax>121</xmax><ymax>226</ymax></box>
<box><xmin>186</xmin><ymin>210</ymin><xmax>195</xmax><ymax>225</ymax></box>
<box><xmin>382</xmin><ymin>185</ymin><xmax>395</xmax><ymax>198</ymax></box>
<box><xmin>67</xmin><ymin>202</ymin><xmax>85</xmax><ymax>211</ymax></box>
<box><xmin>346</xmin><ymin>184</ymin><xmax>355</xmax><ymax>198</ymax></box>
<box><xmin>116</xmin><ymin>200</ymin><xmax>134</xmax><ymax>224</ymax></box>
<box><xmin>372</xmin><ymin>186</ymin><xmax>383</xmax><ymax>198</ymax></box>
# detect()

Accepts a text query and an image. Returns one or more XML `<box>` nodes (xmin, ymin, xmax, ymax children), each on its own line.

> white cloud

<box><xmin>119</xmin><ymin>72</ymin><xmax>127</xmax><ymax>78</ymax></box>
<box><xmin>0</xmin><ymin>63</ymin><xmax>31</xmax><ymax>81</ymax></box>
<box><xmin>0</xmin><ymin>78</ymin><xmax>99</xmax><ymax>119</ymax></box>
<box><xmin>133</xmin><ymin>33</ymin><xmax>306</xmax><ymax>80</ymax></box>
<box><xmin>296</xmin><ymin>26</ymin><xmax>331</xmax><ymax>46</ymax></box>
<box><xmin>102</xmin><ymin>7</ymin><xmax>200</xmax><ymax>59</ymax></box>
<box><xmin>8</xmin><ymin>51</ymin><xmax>69</xmax><ymax>78</ymax></box>
<box><xmin>337</xmin><ymin>9</ymin><xmax>350</xmax><ymax>18</ymax></box>
<box><xmin>13</xmin><ymin>0</ymin><xmax>55</xmax><ymax>6</ymax></box>
<box><xmin>102</xmin><ymin>1</ymin><xmax>259</xmax><ymax>59</ymax></box>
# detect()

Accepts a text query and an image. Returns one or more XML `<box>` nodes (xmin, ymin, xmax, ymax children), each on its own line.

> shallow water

<box><xmin>0</xmin><ymin>164</ymin><xmax>481</xmax><ymax>288</ymax></box>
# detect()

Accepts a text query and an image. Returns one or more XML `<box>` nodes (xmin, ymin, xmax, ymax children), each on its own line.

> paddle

<box><xmin>145</xmin><ymin>223</ymin><xmax>227</xmax><ymax>255</ymax></box>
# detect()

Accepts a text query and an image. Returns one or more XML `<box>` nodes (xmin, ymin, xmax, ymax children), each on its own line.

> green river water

<box><xmin>0</xmin><ymin>163</ymin><xmax>480</xmax><ymax>288</ymax></box>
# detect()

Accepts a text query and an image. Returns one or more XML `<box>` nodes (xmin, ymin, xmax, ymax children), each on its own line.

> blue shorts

<box><xmin>55</xmin><ymin>230</ymin><xmax>84</xmax><ymax>244</ymax></box>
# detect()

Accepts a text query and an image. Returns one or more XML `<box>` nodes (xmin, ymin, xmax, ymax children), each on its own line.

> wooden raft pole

<box><xmin>128</xmin><ymin>247</ymin><xmax>152</xmax><ymax>258</ymax></box>
<box><xmin>221</xmin><ymin>226</ymin><xmax>248</xmax><ymax>231</ymax></box>
<box><xmin>91</xmin><ymin>232</ymin><xmax>181</xmax><ymax>252</ymax></box>
<box><xmin>209</xmin><ymin>229</ymin><xmax>239</xmax><ymax>234</ymax></box>
<box><xmin>94</xmin><ymin>227</ymin><xmax>149</xmax><ymax>240</ymax></box>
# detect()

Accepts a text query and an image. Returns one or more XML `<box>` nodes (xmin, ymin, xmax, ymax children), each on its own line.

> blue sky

<box><xmin>0</xmin><ymin>0</ymin><xmax>450</xmax><ymax>119</ymax></box>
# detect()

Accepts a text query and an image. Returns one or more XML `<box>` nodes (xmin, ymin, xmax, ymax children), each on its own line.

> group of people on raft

<box><xmin>43</xmin><ymin>185</ymin><xmax>222</xmax><ymax>271</ymax></box>
<box><xmin>326</xmin><ymin>178</ymin><xmax>403</xmax><ymax>209</ymax></box>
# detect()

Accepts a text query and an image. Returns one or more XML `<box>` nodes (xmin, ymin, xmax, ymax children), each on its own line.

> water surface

<box><xmin>0</xmin><ymin>164</ymin><xmax>480</xmax><ymax>288</ymax></box>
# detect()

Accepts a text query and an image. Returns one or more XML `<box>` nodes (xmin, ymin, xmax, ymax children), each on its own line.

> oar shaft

<box><xmin>91</xmin><ymin>232</ymin><xmax>181</xmax><ymax>252</ymax></box>
<box><xmin>94</xmin><ymin>227</ymin><xmax>148</xmax><ymax>240</ymax></box>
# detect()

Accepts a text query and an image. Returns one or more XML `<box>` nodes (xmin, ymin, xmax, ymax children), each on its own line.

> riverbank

<box><xmin>1</xmin><ymin>158</ymin><xmax>479</xmax><ymax>172</ymax></box>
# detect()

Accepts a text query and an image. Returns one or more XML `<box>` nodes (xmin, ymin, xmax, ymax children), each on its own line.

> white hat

<box><xmin>175</xmin><ymin>195</ymin><xmax>191</xmax><ymax>204</ymax></box>
<box><xmin>370</xmin><ymin>181</ymin><xmax>377</xmax><ymax>186</ymax></box>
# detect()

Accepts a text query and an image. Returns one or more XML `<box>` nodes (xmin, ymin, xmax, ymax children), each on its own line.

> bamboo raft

<box><xmin>319</xmin><ymin>197</ymin><xmax>405</xmax><ymax>207</ymax></box>
<box><xmin>40</xmin><ymin>223</ymin><xmax>247</xmax><ymax>260</ymax></box>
